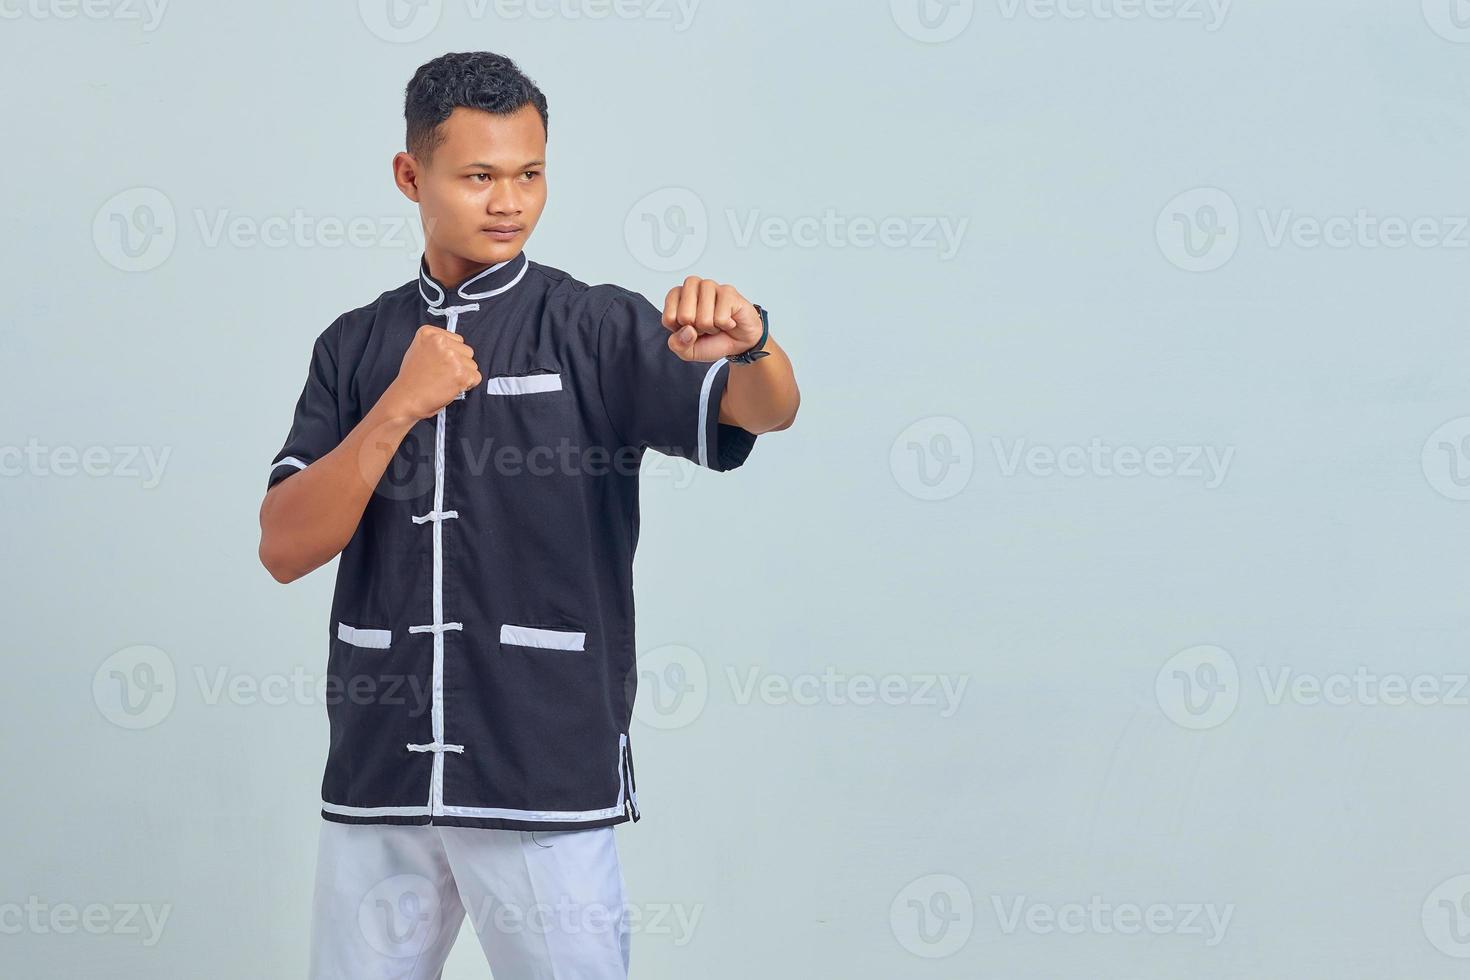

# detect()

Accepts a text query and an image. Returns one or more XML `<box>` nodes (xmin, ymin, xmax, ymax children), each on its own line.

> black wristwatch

<box><xmin>727</xmin><ymin>304</ymin><xmax>771</xmax><ymax>364</ymax></box>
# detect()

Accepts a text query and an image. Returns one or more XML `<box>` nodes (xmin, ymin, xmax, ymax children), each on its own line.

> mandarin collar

<box><xmin>418</xmin><ymin>250</ymin><xmax>530</xmax><ymax>310</ymax></box>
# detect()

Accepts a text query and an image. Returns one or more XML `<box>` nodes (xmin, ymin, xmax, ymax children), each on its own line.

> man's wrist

<box><xmin>727</xmin><ymin>335</ymin><xmax>775</xmax><ymax>366</ymax></box>
<box><xmin>370</xmin><ymin>384</ymin><xmax>422</xmax><ymax>431</ymax></box>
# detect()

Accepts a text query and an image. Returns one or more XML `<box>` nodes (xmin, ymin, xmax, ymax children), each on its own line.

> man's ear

<box><xmin>392</xmin><ymin>151</ymin><xmax>422</xmax><ymax>203</ymax></box>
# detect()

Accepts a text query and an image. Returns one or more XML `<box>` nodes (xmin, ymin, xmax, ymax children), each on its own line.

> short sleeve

<box><xmin>267</xmin><ymin>320</ymin><xmax>344</xmax><ymax>490</ymax></box>
<box><xmin>595</xmin><ymin>288</ymin><xmax>758</xmax><ymax>472</ymax></box>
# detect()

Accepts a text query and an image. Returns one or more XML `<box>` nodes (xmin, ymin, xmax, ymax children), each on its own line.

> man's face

<box><xmin>396</xmin><ymin>104</ymin><xmax>547</xmax><ymax>268</ymax></box>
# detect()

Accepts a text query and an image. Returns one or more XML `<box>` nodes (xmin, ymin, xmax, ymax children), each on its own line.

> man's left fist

<box><xmin>661</xmin><ymin>276</ymin><xmax>763</xmax><ymax>363</ymax></box>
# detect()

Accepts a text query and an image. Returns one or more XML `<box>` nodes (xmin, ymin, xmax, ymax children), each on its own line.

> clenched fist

<box><xmin>385</xmin><ymin>325</ymin><xmax>483</xmax><ymax>420</ymax></box>
<box><xmin>661</xmin><ymin>276</ymin><xmax>765</xmax><ymax>362</ymax></box>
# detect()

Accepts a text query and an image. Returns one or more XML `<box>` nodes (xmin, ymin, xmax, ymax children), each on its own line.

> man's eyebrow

<box><xmin>462</xmin><ymin>160</ymin><xmax>545</xmax><ymax>170</ymax></box>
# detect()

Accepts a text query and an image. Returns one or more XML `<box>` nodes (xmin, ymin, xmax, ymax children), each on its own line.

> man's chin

<box><xmin>468</xmin><ymin>234</ymin><xmax>525</xmax><ymax>264</ymax></box>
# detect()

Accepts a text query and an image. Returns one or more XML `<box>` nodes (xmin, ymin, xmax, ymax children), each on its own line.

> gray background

<box><xmin>5</xmin><ymin>0</ymin><xmax>1470</xmax><ymax>976</ymax></box>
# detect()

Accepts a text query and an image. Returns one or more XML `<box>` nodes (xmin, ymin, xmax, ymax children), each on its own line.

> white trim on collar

<box><xmin>418</xmin><ymin>251</ymin><xmax>529</xmax><ymax>306</ymax></box>
<box><xmin>459</xmin><ymin>251</ymin><xmax>530</xmax><ymax>299</ymax></box>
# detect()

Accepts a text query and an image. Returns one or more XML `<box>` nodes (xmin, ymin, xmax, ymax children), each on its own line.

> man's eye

<box><xmin>522</xmin><ymin>171</ymin><xmax>541</xmax><ymax>181</ymax></box>
<box><xmin>470</xmin><ymin>174</ymin><xmax>490</xmax><ymax>182</ymax></box>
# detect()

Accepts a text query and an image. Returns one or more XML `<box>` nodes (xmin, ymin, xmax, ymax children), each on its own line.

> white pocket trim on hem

<box><xmin>499</xmin><ymin>623</ymin><xmax>586</xmax><ymax>651</ymax></box>
<box><xmin>486</xmin><ymin>373</ymin><xmax>562</xmax><ymax>396</ymax></box>
<box><xmin>337</xmin><ymin>622</ymin><xmax>392</xmax><ymax>649</ymax></box>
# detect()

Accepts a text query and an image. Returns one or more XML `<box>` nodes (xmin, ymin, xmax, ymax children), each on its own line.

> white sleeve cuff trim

<box><xmin>696</xmin><ymin>359</ymin><xmax>728</xmax><ymax>469</ymax></box>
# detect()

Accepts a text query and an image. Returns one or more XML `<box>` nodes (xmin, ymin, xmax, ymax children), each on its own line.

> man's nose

<box><xmin>486</xmin><ymin>185</ymin><xmax>522</xmax><ymax>214</ymax></box>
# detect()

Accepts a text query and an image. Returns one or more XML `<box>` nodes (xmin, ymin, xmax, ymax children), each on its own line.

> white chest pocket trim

<box><xmin>486</xmin><ymin>373</ymin><xmax>563</xmax><ymax>396</ymax></box>
<box><xmin>337</xmin><ymin>623</ymin><xmax>392</xmax><ymax>649</ymax></box>
<box><xmin>499</xmin><ymin>623</ymin><xmax>586</xmax><ymax>651</ymax></box>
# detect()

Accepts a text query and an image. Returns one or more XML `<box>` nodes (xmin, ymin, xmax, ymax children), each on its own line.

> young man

<box><xmin>258</xmin><ymin>51</ymin><xmax>799</xmax><ymax>979</ymax></box>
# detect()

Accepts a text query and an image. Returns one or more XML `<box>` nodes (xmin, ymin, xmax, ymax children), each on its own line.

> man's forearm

<box><xmin>718</xmin><ymin>336</ymin><xmax>800</xmax><ymax>433</ymax></box>
<box><xmin>258</xmin><ymin>395</ymin><xmax>418</xmax><ymax>583</ymax></box>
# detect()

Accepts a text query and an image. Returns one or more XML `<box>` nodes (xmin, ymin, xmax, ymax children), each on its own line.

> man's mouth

<box><xmin>483</xmin><ymin>225</ymin><xmax>522</xmax><ymax>239</ymax></box>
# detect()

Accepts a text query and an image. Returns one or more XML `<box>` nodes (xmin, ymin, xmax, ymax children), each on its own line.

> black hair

<box><xmin>404</xmin><ymin>51</ymin><xmax>549</xmax><ymax>163</ymax></box>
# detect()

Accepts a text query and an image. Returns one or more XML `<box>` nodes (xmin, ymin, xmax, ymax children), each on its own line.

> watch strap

<box><xmin>727</xmin><ymin>304</ymin><xmax>771</xmax><ymax>364</ymax></box>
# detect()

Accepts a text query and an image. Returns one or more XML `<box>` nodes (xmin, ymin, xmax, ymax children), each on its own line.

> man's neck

<box><xmin>424</xmin><ymin>246</ymin><xmax>496</xmax><ymax>292</ymax></box>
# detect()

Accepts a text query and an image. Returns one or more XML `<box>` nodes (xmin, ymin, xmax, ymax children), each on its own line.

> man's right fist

<box><xmin>386</xmin><ymin>325</ymin><xmax>483</xmax><ymax>420</ymax></box>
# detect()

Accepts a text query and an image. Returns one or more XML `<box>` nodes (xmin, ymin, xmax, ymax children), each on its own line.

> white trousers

<box><xmin>308</xmin><ymin>818</ymin><xmax>631</xmax><ymax>979</ymax></box>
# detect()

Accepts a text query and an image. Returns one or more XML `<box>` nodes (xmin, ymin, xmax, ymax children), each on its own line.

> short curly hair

<box><xmin>404</xmin><ymin>51</ymin><xmax>549</xmax><ymax>163</ymax></box>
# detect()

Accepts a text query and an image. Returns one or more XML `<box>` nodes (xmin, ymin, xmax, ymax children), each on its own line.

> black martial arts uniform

<box><xmin>268</xmin><ymin>251</ymin><xmax>758</xmax><ymax>831</ymax></box>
